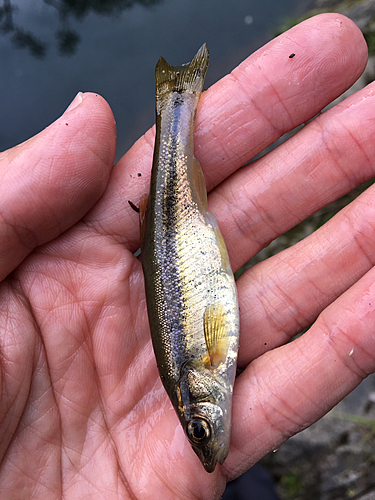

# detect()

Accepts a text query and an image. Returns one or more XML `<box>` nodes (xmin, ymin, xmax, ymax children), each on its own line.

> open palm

<box><xmin>1</xmin><ymin>14</ymin><xmax>375</xmax><ymax>499</ymax></box>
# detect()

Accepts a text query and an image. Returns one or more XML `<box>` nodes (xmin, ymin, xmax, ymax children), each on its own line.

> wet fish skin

<box><xmin>141</xmin><ymin>44</ymin><xmax>240</xmax><ymax>473</ymax></box>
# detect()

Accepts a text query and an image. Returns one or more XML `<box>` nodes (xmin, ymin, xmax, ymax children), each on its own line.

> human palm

<box><xmin>1</xmin><ymin>14</ymin><xmax>375</xmax><ymax>499</ymax></box>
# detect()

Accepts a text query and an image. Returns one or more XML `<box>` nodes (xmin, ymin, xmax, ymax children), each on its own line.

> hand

<box><xmin>0</xmin><ymin>13</ymin><xmax>374</xmax><ymax>499</ymax></box>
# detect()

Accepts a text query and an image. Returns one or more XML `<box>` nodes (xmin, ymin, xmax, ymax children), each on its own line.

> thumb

<box><xmin>0</xmin><ymin>92</ymin><xmax>116</xmax><ymax>281</ymax></box>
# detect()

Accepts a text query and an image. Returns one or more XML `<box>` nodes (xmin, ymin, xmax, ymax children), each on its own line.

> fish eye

<box><xmin>187</xmin><ymin>418</ymin><xmax>211</xmax><ymax>444</ymax></box>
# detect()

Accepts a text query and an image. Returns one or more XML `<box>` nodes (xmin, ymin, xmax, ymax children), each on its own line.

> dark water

<box><xmin>0</xmin><ymin>0</ymin><xmax>313</xmax><ymax>160</ymax></box>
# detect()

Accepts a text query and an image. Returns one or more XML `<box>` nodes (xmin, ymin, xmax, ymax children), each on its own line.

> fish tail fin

<box><xmin>155</xmin><ymin>43</ymin><xmax>209</xmax><ymax>100</ymax></box>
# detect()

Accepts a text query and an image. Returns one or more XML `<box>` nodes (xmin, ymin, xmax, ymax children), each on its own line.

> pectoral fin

<box><xmin>203</xmin><ymin>302</ymin><xmax>229</xmax><ymax>368</ymax></box>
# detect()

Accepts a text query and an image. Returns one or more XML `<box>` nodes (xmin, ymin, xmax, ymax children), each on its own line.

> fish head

<box><xmin>185</xmin><ymin>401</ymin><xmax>230</xmax><ymax>473</ymax></box>
<box><xmin>175</xmin><ymin>367</ymin><xmax>232</xmax><ymax>473</ymax></box>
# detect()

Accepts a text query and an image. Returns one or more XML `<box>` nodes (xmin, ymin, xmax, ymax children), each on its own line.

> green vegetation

<box><xmin>280</xmin><ymin>471</ymin><xmax>303</xmax><ymax>499</ymax></box>
<box><xmin>333</xmin><ymin>412</ymin><xmax>375</xmax><ymax>432</ymax></box>
<box><xmin>364</xmin><ymin>30</ymin><xmax>375</xmax><ymax>54</ymax></box>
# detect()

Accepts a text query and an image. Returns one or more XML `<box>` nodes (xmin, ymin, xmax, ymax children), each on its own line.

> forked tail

<box><xmin>155</xmin><ymin>43</ymin><xmax>209</xmax><ymax>100</ymax></box>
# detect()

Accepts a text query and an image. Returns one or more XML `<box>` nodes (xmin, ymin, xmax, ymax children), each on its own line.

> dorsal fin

<box><xmin>205</xmin><ymin>212</ymin><xmax>231</xmax><ymax>273</ymax></box>
<box><xmin>203</xmin><ymin>302</ymin><xmax>229</xmax><ymax>368</ymax></box>
<box><xmin>191</xmin><ymin>158</ymin><xmax>208</xmax><ymax>211</ymax></box>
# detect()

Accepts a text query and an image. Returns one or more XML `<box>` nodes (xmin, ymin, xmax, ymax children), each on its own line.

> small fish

<box><xmin>140</xmin><ymin>44</ymin><xmax>240</xmax><ymax>473</ymax></box>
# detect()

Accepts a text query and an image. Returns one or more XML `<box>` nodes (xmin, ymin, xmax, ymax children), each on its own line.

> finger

<box><xmin>225</xmin><ymin>265</ymin><xmax>375</xmax><ymax>479</ymax></box>
<box><xmin>212</xmin><ymin>82</ymin><xmax>375</xmax><ymax>272</ymax></box>
<box><xmin>0</xmin><ymin>92</ymin><xmax>116</xmax><ymax>281</ymax></box>
<box><xmin>195</xmin><ymin>13</ymin><xmax>367</xmax><ymax>186</ymax></box>
<box><xmin>86</xmin><ymin>13</ymin><xmax>367</xmax><ymax>251</ymax></box>
<box><xmin>236</xmin><ymin>178</ymin><xmax>375</xmax><ymax>367</ymax></box>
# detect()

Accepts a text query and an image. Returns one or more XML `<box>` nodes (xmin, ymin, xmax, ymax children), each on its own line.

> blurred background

<box><xmin>0</xmin><ymin>0</ymin><xmax>313</xmax><ymax>160</ymax></box>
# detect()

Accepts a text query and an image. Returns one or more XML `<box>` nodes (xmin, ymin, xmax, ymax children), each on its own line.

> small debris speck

<box><xmin>137</xmin><ymin>173</ymin><xmax>142</xmax><ymax>177</ymax></box>
<box><xmin>289</xmin><ymin>53</ymin><xmax>295</xmax><ymax>59</ymax></box>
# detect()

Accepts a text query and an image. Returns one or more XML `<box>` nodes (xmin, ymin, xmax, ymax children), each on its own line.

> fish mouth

<box><xmin>196</xmin><ymin>442</ymin><xmax>228</xmax><ymax>473</ymax></box>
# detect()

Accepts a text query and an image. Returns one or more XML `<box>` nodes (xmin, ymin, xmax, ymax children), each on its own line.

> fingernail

<box><xmin>64</xmin><ymin>92</ymin><xmax>83</xmax><ymax>113</ymax></box>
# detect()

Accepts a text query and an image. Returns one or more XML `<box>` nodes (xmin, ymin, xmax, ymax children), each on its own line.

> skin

<box><xmin>0</xmin><ymin>12</ymin><xmax>374</xmax><ymax>500</ymax></box>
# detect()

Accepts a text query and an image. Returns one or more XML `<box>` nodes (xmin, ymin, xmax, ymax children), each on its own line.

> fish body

<box><xmin>141</xmin><ymin>44</ymin><xmax>240</xmax><ymax>473</ymax></box>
